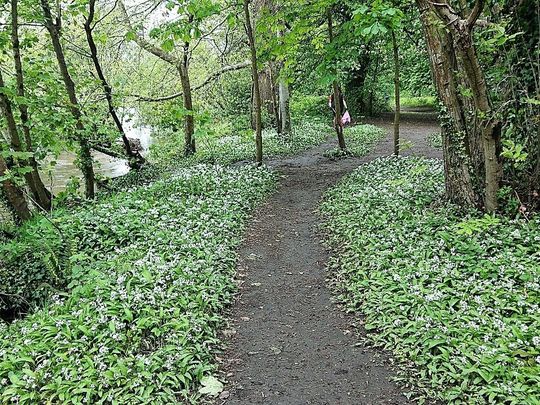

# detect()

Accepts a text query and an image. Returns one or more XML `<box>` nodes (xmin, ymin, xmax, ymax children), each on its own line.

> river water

<box><xmin>42</xmin><ymin>115</ymin><xmax>153</xmax><ymax>195</ymax></box>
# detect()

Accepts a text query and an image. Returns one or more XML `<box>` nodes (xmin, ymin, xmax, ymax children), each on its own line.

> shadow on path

<box><xmin>219</xmin><ymin>111</ymin><xmax>441</xmax><ymax>405</ymax></box>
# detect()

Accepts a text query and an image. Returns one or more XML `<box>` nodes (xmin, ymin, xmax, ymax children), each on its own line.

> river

<box><xmin>42</xmin><ymin>114</ymin><xmax>153</xmax><ymax>195</ymax></box>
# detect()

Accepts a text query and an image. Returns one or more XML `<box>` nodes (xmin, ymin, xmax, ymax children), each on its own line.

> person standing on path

<box><xmin>329</xmin><ymin>88</ymin><xmax>351</xmax><ymax>127</ymax></box>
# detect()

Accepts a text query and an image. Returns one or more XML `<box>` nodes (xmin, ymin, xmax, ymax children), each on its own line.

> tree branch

<box><xmin>91</xmin><ymin>144</ymin><xmax>125</xmax><ymax>159</ymax></box>
<box><xmin>134</xmin><ymin>61</ymin><xmax>250</xmax><ymax>102</ymax></box>
<box><xmin>428</xmin><ymin>0</ymin><xmax>459</xmax><ymax>24</ymax></box>
<box><xmin>466</xmin><ymin>0</ymin><xmax>484</xmax><ymax>28</ymax></box>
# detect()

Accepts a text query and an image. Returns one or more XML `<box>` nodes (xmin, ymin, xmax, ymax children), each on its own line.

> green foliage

<box><xmin>0</xmin><ymin>222</ymin><xmax>69</xmax><ymax>317</ymax></box>
<box><xmin>399</xmin><ymin>96</ymin><xmax>438</xmax><ymax>109</ymax></box>
<box><xmin>501</xmin><ymin>140</ymin><xmax>528</xmax><ymax>166</ymax></box>
<box><xmin>321</xmin><ymin>157</ymin><xmax>540</xmax><ymax>403</ymax></box>
<box><xmin>290</xmin><ymin>95</ymin><xmax>330</xmax><ymax>118</ymax></box>
<box><xmin>0</xmin><ymin>164</ymin><xmax>277</xmax><ymax>403</ymax></box>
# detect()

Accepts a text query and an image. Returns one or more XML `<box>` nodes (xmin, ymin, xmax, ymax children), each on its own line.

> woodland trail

<box><xmin>219</xmin><ymin>110</ymin><xmax>441</xmax><ymax>405</ymax></box>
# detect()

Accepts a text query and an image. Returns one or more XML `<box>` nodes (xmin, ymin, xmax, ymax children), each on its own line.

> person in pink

<box><xmin>328</xmin><ymin>88</ymin><xmax>351</xmax><ymax>126</ymax></box>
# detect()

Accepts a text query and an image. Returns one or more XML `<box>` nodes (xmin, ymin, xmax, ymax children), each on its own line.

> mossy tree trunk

<box><xmin>417</xmin><ymin>0</ymin><xmax>501</xmax><ymax>212</ymax></box>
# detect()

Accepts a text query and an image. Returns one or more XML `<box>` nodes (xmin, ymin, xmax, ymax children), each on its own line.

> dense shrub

<box><xmin>0</xmin><ymin>165</ymin><xmax>276</xmax><ymax>403</ymax></box>
<box><xmin>321</xmin><ymin>157</ymin><xmax>540</xmax><ymax>404</ymax></box>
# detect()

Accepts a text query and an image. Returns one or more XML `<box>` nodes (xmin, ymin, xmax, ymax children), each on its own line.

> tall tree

<box><xmin>83</xmin><ymin>0</ymin><xmax>145</xmax><ymax>168</ymax></box>
<box><xmin>9</xmin><ymin>0</ymin><xmax>52</xmax><ymax>210</ymax></box>
<box><xmin>244</xmin><ymin>0</ymin><xmax>263</xmax><ymax>164</ymax></box>
<box><xmin>392</xmin><ymin>30</ymin><xmax>400</xmax><ymax>156</ymax></box>
<box><xmin>40</xmin><ymin>0</ymin><xmax>96</xmax><ymax>199</ymax></box>
<box><xmin>118</xmin><ymin>0</ymin><xmax>197</xmax><ymax>156</ymax></box>
<box><xmin>327</xmin><ymin>7</ymin><xmax>346</xmax><ymax>150</ymax></box>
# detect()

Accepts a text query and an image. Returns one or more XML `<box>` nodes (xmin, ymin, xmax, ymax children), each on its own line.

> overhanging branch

<box><xmin>134</xmin><ymin>61</ymin><xmax>251</xmax><ymax>102</ymax></box>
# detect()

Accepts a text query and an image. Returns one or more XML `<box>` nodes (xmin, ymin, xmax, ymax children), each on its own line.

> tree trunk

<box><xmin>181</xmin><ymin>26</ymin><xmax>196</xmax><ymax>157</ymax></box>
<box><xmin>179</xmin><ymin>64</ymin><xmax>196</xmax><ymax>156</ymax></box>
<box><xmin>392</xmin><ymin>30</ymin><xmax>400</xmax><ymax>156</ymax></box>
<box><xmin>417</xmin><ymin>0</ymin><xmax>478</xmax><ymax>207</ymax></box>
<box><xmin>0</xmin><ymin>154</ymin><xmax>30</xmax><ymax>222</ymax></box>
<box><xmin>259</xmin><ymin>68</ymin><xmax>276</xmax><ymax>118</ymax></box>
<box><xmin>278</xmin><ymin>77</ymin><xmax>291</xmax><ymax>136</ymax></box>
<box><xmin>456</xmin><ymin>37</ymin><xmax>502</xmax><ymax>212</ymax></box>
<box><xmin>425</xmin><ymin>0</ymin><xmax>502</xmax><ymax>212</ymax></box>
<box><xmin>83</xmin><ymin>0</ymin><xmax>145</xmax><ymax>169</ymax></box>
<box><xmin>41</xmin><ymin>0</ymin><xmax>95</xmax><ymax>199</ymax></box>
<box><xmin>244</xmin><ymin>0</ymin><xmax>263</xmax><ymax>165</ymax></box>
<box><xmin>10</xmin><ymin>0</ymin><xmax>52</xmax><ymax>210</ymax></box>
<box><xmin>0</xmin><ymin>70</ymin><xmax>48</xmax><ymax>212</ymax></box>
<box><xmin>268</xmin><ymin>65</ymin><xmax>282</xmax><ymax>133</ymax></box>
<box><xmin>327</xmin><ymin>8</ymin><xmax>346</xmax><ymax>150</ymax></box>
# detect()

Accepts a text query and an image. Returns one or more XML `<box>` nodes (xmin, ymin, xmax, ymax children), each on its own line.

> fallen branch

<box><xmin>91</xmin><ymin>144</ymin><xmax>125</xmax><ymax>159</ymax></box>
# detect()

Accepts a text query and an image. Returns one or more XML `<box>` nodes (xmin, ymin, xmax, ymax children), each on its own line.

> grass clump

<box><xmin>321</xmin><ymin>156</ymin><xmax>540</xmax><ymax>404</ymax></box>
<box><xmin>0</xmin><ymin>165</ymin><xmax>277</xmax><ymax>404</ymax></box>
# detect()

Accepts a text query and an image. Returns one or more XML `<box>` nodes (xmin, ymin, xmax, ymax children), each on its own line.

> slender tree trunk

<box><xmin>392</xmin><ymin>30</ymin><xmax>401</xmax><ymax>156</ymax></box>
<box><xmin>457</xmin><ymin>41</ymin><xmax>501</xmax><ymax>212</ymax></box>
<box><xmin>0</xmin><ymin>70</ymin><xmax>48</xmax><ymax>212</ymax></box>
<box><xmin>0</xmin><ymin>154</ymin><xmax>30</xmax><ymax>222</ymax></box>
<box><xmin>179</xmin><ymin>65</ymin><xmax>196</xmax><ymax>156</ymax></box>
<box><xmin>327</xmin><ymin>8</ymin><xmax>346</xmax><ymax>150</ymax></box>
<box><xmin>117</xmin><ymin>1</ymin><xmax>196</xmax><ymax>157</ymax></box>
<box><xmin>278</xmin><ymin>78</ymin><xmax>291</xmax><ymax>135</ymax></box>
<box><xmin>181</xmin><ymin>32</ymin><xmax>196</xmax><ymax>157</ymax></box>
<box><xmin>276</xmin><ymin>29</ymin><xmax>291</xmax><ymax>136</ymax></box>
<box><xmin>268</xmin><ymin>65</ymin><xmax>282</xmax><ymax>134</ymax></box>
<box><xmin>10</xmin><ymin>0</ymin><xmax>52</xmax><ymax>210</ymax></box>
<box><xmin>41</xmin><ymin>0</ymin><xmax>95</xmax><ymax>199</ymax></box>
<box><xmin>83</xmin><ymin>0</ymin><xmax>145</xmax><ymax>169</ymax></box>
<box><xmin>244</xmin><ymin>0</ymin><xmax>263</xmax><ymax>165</ymax></box>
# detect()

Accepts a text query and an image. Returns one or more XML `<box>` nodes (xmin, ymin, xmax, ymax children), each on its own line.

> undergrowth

<box><xmin>321</xmin><ymin>157</ymin><xmax>540</xmax><ymax>404</ymax></box>
<box><xmin>149</xmin><ymin>119</ymin><xmax>332</xmax><ymax>166</ymax></box>
<box><xmin>0</xmin><ymin>165</ymin><xmax>277</xmax><ymax>404</ymax></box>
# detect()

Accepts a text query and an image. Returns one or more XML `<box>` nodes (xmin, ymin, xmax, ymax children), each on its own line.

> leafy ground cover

<box><xmin>1</xmin><ymin>121</ymin><xmax>335</xmax><ymax>314</ymax></box>
<box><xmin>149</xmin><ymin>119</ymin><xmax>331</xmax><ymax>166</ymax></box>
<box><xmin>0</xmin><ymin>165</ymin><xmax>276</xmax><ymax>404</ymax></box>
<box><xmin>321</xmin><ymin>157</ymin><xmax>540</xmax><ymax>404</ymax></box>
<box><xmin>324</xmin><ymin>124</ymin><xmax>386</xmax><ymax>158</ymax></box>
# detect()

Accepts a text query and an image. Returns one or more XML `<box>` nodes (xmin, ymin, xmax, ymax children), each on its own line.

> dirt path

<box><xmin>219</xmin><ymin>111</ymin><xmax>441</xmax><ymax>404</ymax></box>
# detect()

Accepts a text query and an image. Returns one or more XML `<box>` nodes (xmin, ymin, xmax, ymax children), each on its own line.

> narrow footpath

<box><xmin>220</xmin><ymin>111</ymin><xmax>441</xmax><ymax>405</ymax></box>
